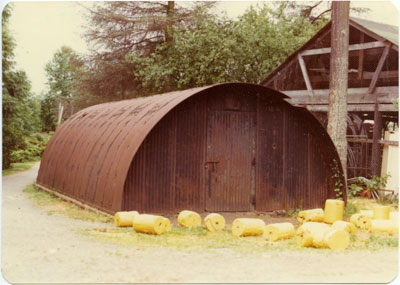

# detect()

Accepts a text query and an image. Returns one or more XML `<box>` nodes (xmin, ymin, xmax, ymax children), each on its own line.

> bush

<box><xmin>9</xmin><ymin>132</ymin><xmax>52</xmax><ymax>163</ymax></box>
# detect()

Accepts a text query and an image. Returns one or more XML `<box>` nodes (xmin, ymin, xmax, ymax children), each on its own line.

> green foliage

<box><xmin>331</xmin><ymin>159</ymin><xmax>344</xmax><ymax>200</ymax></box>
<box><xmin>2</xmin><ymin>4</ymin><xmax>41</xmax><ymax>169</ymax></box>
<box><xmin>344</xmin><ymin>202</ymin><xmax>358</xmax><ymax>218</ymax></box>
<box><xmin>23</xmin><ymin>184</ymin><xmax>112</xmax><ymax>223</ymax></box>
<box><xmin>287</xmin><ymin>200</ymin><xmax>303</xmax><ymax>217</ymax></box>
<box><xmin>44</xmin><ymin>46</ymin><xmax>82</xmax><ymax>123</ymax></box>
<box><xmin>131</xmin><ymin>3</ymin><xmax>327</xmax><ymax>94</ymax></box>
<box><xmin>40</xmin><ymin>93</ymin><xmax>58</xmax><ymax>131</ymax></box>
<box><xmin>347</xmin><ymin>184</ymin><xmax>363</xmax><ymax>199</ymax></box>
<box><xmin>9</xmin><ymin>133</ymin><xmax>52</xmax><ymax>163</ymax></box>
<box><xmin>376</xmin><ymin>192</ymin><xmax>399</xmax><ymax>208</ymax></box>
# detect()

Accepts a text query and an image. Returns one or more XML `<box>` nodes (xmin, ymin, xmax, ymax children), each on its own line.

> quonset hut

<box><xmin>37</xmin><ymin>83</ymin><xmax>346</xmax><ymax>214</ymax></box>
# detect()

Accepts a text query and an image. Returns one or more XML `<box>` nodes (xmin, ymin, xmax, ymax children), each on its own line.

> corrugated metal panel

<box><xmin>206</xmin><ymin>109</ymin><xmax>255</xmax><ymax>211</ymax></box>
<box><xmin>255</xmin><ymin>98</ymin><xmax>285</xmax><ymax>211</ymax></box>
<box><xmin>285</xmin><ymin>109</ymin><xmax>310</xmax><ymax>210</ymax></box>
<box><xmin>122</xmin><ymin>96</ymin><xmax>208</xmax><ymax>213</ymax></box>
<box><xmin>174</xmin><ymin>97</ymin><xmax>207</xmax><ymax>211</ymax></box>
<box><xmin>37</xmin><ymin>82</ymin><xmax>345</xmax><ymax>214</ymax></box>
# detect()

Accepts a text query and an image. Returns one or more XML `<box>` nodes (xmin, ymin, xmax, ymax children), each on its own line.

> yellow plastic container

<box><xmin>323</xmin><ymin>199</ymin><xmax>344</xmax><ymax>224</ymax></box>
<box><xmin>297</xmin><ymin>208</ymin><xmax>324</xmax><ymax>224</ymax></box>
<box><xmin>296</xmin><ymin>222</ymin><xmax>329</xmax><ymax>247</ymax></box>
<box><xmin>178</xmin><ymin>210</ymin><xmax>202</xmax><ymax>228</ymax></box>
<box><xmin>114</xmin><ymin>211</ymin><xmax>139</xmax><ymax>227</ymax></box>
<box><xmin>132</xmin><ymin>214</ymin><xmax>166</xmax><ymax>235</ymax></box>
<box><xmin>372</xmin><ymin>205</ymin><xmax>390</xmax><ymax>220</ymax></box>
<box><xmin>390</xmin><ymin>211</ymin><xmax>398</xmax><ymax>221</ymax></box>
<box><xmin>359</xmin><ymin>210</ymin><xmax>373</xmax><ymax>218</ymax></box>
<box><xmin>350</xmin><ymin>213</ymin><xmax>371</xmax><ymax>230</ymax></box>
<box><xmin>204</xmin><ymin>213</ymin><xmax>226</xmax><ymax>232</ymax></box>
<box><xmin>264</xmin><ymin>222</ymin><xmax>295</xmax><ymax>241</ymax></box>
<box><xmin>163</xmin><ymin>217</ymin><xmax>171</xmax><ymax>232</ymax></box>
<box><xmin>232</xmin><ymin>218</ymin><xmax>265</xmax><ymax>237</ymax></box>
<box><xmin>332</xmin><ymin>220</ymin><xmax>357</xmax><ymax>234</ymax></box>
<box><xmin>370</xmin><ymin>219</ymin><xmax>398</xmax><ymax>235</ymax></box>
<box><xmin>296</xmin><ymin>222</ymin><xmax>349</xmax><ymax>249</ymax></box>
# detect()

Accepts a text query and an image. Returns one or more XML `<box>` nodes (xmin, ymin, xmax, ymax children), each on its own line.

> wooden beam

<box><xmin>298</xmin><ymin>54</ymin><xmax>314</xmax><ymax>97</ymax></box>
<box><xmin>300</xmin><ymin>41</ymin><xmax>387</xmax><ymax>56</ymax></box>
<box><xmin>303</xmin><ymin>103</ymin><xmax>397</xmax><ymax>112</ymax></box>
<box><xmin>282</xmin><ymin>86</ymin><xmax>398</xmax><ymax>98</ymax></box>
<box><xmin>309</xmin><ymin>70</ymin><xmax>398</xmax><ymax>83</ymax></box>
<box><xmin>371</xmin><ymin>101</ymin><xmax>383</xmax><ymax>175</ymax></box>
<box><xmin>288</xmin><ymin>92</ymin><xmax>396</xmax><ymax>105</ymax></box>
<box><xmin>368</xmin><ymin>45</ymin><xmax>391</xmax><ymax>94</ymax></box>
<box><xmin>347</xmin><ymin>138</ymin><xmax>399</xmax><ymax>146</ymax></box>
<box><xmin>358</xmin><ymin>33</ymin><xmax>365</xmax><ymax>80</ymax></box>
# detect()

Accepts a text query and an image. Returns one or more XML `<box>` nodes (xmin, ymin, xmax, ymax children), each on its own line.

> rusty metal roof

<box><xmin>37</xmin><ymin>83</ymin><xmax>290</xmax><ymax>213</ymax></box>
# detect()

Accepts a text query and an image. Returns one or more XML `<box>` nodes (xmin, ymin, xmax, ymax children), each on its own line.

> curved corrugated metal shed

<box><xmin>37</xmin><ymin>83</ymin><xmax>345</xmax><ymax>214</ymax></box>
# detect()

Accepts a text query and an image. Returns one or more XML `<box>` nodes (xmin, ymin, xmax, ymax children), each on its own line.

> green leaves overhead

<box><xmin>130</xmin><ymin>3</ymin><xmax>327</xmax><ymax>93</ymax></box>
<box><xmin>2</xmin><ymin>4</ymin><xmax>40</xmax><ymax>169</ymax></box>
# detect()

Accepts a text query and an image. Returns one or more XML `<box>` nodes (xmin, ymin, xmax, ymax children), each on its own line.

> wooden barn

<box><xmin>261</xmin><ymin>17</ymin><xmax>398</xmax><ymax>178</ymax></box>
<box><xmin>37</xmin><ymin>83</ymin><xmax>345</xmax><ymax>214</ymax></box>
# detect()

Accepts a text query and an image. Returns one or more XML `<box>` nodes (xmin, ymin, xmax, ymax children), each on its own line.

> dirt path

<box><xmin>2</xmin><ymin>164</ymin><xmax>399</xmax><ymax>283</ymax></box>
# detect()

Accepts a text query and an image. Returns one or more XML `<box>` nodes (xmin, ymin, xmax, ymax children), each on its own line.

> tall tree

<box><xmin>45</xmin><ymin>46</ymin><xmax>81</xmax><ymax>123</ymax></box>
<box><xmin>327</xmin><ymin>1</ymin><xmax>350</xmax><ymax>176</ymax></box>
<box><xmin>2</xmin><ymin>4</ymin><xmax>39</xmax><ymax>168</ymax></box>
<box><xmin>76</xmin><ymin>1</ymin><xmax>216</xmax><ymax>103</ymax></box>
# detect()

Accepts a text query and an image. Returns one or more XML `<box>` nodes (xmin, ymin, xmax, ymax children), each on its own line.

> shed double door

<box><xmin>205</xmin><ymin>110</ymin><xmax>255</xmax><ymax>211</ymax></box>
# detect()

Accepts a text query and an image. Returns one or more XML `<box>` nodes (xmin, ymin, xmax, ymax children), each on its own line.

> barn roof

<box><xmin>260</xmin><ymin>17</ymin><xmax>398</xmax><ymax>86</ymax></box>
<box><xmin>36</xmin><ymin>83</ymin><xmax>289</xmax><ymax>213</ymax></box>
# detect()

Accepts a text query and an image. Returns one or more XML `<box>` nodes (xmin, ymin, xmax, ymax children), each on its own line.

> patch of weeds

<box><xmin>287</xmin><ymin>201</ymin><xmax>303</xmax><ymax>218</ymax></box>
<box><xmin>344</xmin><ymin>202</ymin><xmax>358</xmax><ymax>218</ymax></box>
<box><xmin>364</xmin><ymin>234</ymin><xmax>398</xmax><ymax>249</ymax></box>
<box><xmin>23</xmin><ymin>184</ymin><xmax>113</xmax><ymax>223</ymax></box>
<box><xmin>348</xmin><ymin>231</ymin><xmax>398</xmax><ymax>250</ymax></box>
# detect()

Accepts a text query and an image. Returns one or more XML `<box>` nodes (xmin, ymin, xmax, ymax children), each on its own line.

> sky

<box><xmin>5</xmin><ymin>1</ymin><xmax>400</xmax><ymax>95</ymax></box>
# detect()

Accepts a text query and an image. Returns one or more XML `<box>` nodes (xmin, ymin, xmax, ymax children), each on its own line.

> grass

<box><xmin>22</xmin><ymin>186</ymin><xmax>399</xmax><ymax>253</ymax></box>
<box><xmin>349</xmin><ymin>198</ymin><xmax>398</xmax><ymax>212</ymax></box>
<box><xmin>82</xmin><ymin>223</ymin><xmax>398</xmax><ymax>254</ymax></box>
<box><xmin>2</xmin><ymin>161</ymin><xmax>39</xmax><ymax>176</ymax></box>
<box><xmin>22</xmin><ymin>184</ymin><xmax>113</xmax><ymax>223</ymax></box>
<box><xmin>81</xmin><ymin>226</ymin><xmax>304</xmax><ymax>253</ymax></box>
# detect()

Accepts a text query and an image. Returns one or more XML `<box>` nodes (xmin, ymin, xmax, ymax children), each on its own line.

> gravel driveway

<box><xmin>1</xmin><ymin>163</ymin><xmax>398</xmax><ymax>283</ymax></box>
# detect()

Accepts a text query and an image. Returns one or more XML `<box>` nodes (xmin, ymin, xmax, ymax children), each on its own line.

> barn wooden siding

<box><xmin>37</xmin><ymin>83</ymin><xmax>345</xmax><ymax>214</ymax></box>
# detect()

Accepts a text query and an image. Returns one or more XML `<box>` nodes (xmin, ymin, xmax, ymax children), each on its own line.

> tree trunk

<box><xmin>327</xmin><ymin>1</ymin><xmax>350</xmax><ymax>177</ymax></box>
<box><xmin>166</xmin><ymin>1</ymin><xmax>175</xmax><ymax>43</ymax></box>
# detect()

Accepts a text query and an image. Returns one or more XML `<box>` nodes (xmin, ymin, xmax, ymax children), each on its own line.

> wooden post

<box><xmin>327</xmin><ymin>1</ymin><xmax>350</xmax><ymax>176</ymax></box>
<box><xmin>371</xmin><ymin>101</ymin><xmax>382</xmax><ymax>176</ymax></box>
<box><xmin>369</xmin><ymin>44</ymin><xmax>390</xmax><ymax>176</ymax></box>
<box><xmin>358</xmin><ymin>33</ymin><xmax>364</xmax><ymax>80</ymax></box>
<box><xmin>57</xmin><ymin>102</ymin><xmax>64</xmax><ymax>126</ymax></box>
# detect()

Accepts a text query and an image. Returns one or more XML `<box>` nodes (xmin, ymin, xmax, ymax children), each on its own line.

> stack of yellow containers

<box><xmin>296</xmin><ymin>222</ymin><xmax>350</xmax><ymax>249</ymax></box>
<box><xmin>370</xmin><ymin>205</ymin><xmax>398</xmax><ymax>235</ymax></box>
